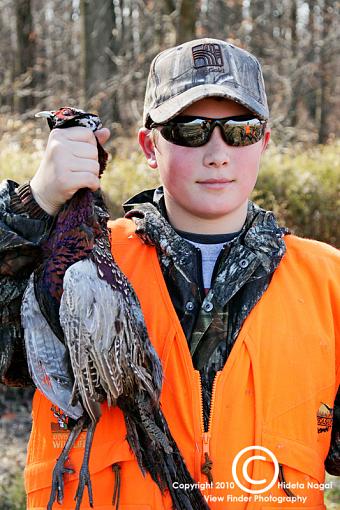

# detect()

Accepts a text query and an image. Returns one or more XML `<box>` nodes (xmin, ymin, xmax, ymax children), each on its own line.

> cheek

<box><xmin>157</xmin><ymin>161</ymin><xmax>180</xmax><ymax>192</ymax></box>
<box><xmin>156</xmin><ymin>147</ymin><xmax>195</xmax><ymax>189</ymax></box>
<box><xmin>236</xmin><ymin>148</ymin><xmax>262</xmax><ymax>190</ymax></box>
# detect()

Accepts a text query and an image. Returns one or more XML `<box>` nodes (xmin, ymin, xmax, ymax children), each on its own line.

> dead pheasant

<box><xmin>21</xmin><ymin>108</ymin><xmax>208</xmax><ymax>510</ymax></box>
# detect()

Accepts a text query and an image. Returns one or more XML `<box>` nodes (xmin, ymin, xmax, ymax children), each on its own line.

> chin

<box><xmin>191</xmin><ymin>207</ymin><xmax>237</xmax><ymax>220</ymax></box>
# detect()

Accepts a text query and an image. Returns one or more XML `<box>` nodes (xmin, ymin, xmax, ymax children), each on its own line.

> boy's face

<box><xmin>139</xmin><ymin>97</ymin><xmax>270</xmax><ymax>233</ymax></box>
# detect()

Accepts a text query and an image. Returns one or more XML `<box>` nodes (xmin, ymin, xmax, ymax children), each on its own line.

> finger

<box><xmin>95</xmin><ymin>128</ymin><xmax>110</xmax><ymax>145</ymax></box>
<box><xmin>71</xmin><ymin>141</ymin><xmax>99</xmax><ymax>160</ymax></box>
<box><xmin>70</xmin><ymin>159</ymin><xmax>100</xmax><ymax>176</ymax></box>
<box><xmin>54</xmin><ymin>126</ymin><xmax>97</xmax><ymax>144</ymax></box>
<box><xmin>67</xmin><ymin>172</ymin><xmax>100</xmax><ymax>193</ymax></box>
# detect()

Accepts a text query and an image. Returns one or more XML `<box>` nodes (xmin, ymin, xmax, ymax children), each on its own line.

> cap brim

<box><xmin>146</xmin><ymin>84</ymin><xmax>269</xmax><ymax>126</ymax></box>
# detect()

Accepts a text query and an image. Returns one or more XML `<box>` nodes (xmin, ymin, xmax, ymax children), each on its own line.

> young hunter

<box><xmin>0</xmin><ymin>38</ymin><xmax>339</xmax><ymax>510</ymax></box>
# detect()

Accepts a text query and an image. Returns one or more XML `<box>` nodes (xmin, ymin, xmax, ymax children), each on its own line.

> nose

<box><xmin>202</xmin><ymin>125</ymin><xmax>230</xmax><ymax>168</ymax></box>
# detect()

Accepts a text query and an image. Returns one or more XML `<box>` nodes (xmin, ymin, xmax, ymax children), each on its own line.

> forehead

<box><xmin>181</xmin><ymin>97</ymin><xmax>252</xmax><ymax>118</ymax></box>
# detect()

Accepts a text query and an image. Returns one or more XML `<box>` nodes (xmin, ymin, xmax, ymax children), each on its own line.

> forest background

<box><xmin>0</xmin><ymin>0</ymin><xmax>339</xmax><ymax>508</ymax></box>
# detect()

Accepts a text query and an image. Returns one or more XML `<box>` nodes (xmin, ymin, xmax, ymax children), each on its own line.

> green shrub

<box><xmin>0</xmin><ymin>138</ymin><xmax>338</xmax><ymax>246</ymax></box>
<box><xmin>325</xmin><ymin>474</ymin><xmax>340</xmax><ymax>509</ymax></box>
<box><xmin>0</xmin><ymin>468</ymin><xmax>26</xmax><ymax>510</ymax></box>
<box><xmin>253</xmin><ymin>143</ymin><xmax>339</xmax><ymax>246</ymax></box>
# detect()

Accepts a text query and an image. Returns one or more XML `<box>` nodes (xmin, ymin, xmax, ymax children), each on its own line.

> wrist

<box><xmin>29</xmin><ymin>181</ymin><xmax>60</xmax><ymax>216</ymax></box>
<box><xmin>15</xmin><ymin>182</ymin><xmax>55</xmax><ymax>219</ymax></box>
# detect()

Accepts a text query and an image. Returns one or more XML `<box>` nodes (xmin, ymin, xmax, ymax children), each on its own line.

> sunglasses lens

<box><xmin>157</xmin><ymin>117</ymin><xmax>266</xmax><ymax>147</ymax></box>
<box><xmin>223</xmin><ymin>119</ymin><xmax>265</xmax><ymax>146</ymax></box>
<box><xmin>161</xmin><ymin>119</ymin><xmax>210</xmax><ymax>147</ymax></box>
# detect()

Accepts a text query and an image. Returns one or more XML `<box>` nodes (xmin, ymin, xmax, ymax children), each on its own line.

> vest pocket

<box><xmin>262</xmin><ymin>430</ymin><xmax>325</xmax><ymax>483</ymax></box>
<box><xmin>255</xmin><ymin>430</ymin><xmax>327</xmax><ymax>509</ymax></box>
<box><xmin>25</xmin><ymin>451</ymin><xmax>153</xmax><ymax>509</ymax></box>
<box><xmin>25</xmin><ymin>439</ymin><xmax>135</xmax><ymax>493</ymax></box>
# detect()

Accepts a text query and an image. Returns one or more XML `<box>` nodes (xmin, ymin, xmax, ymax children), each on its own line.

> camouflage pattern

<box><xmin>0</xmin><ymin>180</ymin><xmax>53</xmax><ymax>386</ymax></box>
<box><xmin>0</xmin><ymin>180</ymin><xmax>339</xmax><ymax>474</ymax></box>
<box><xmin>143</xmin><ymin>38</ymin><xmax>269</xmax><ymax>128</ymax></box>
<box><xmin>124</xmin><ymin>190</ymin><xmax>288</xmax><ymax>429</ymax></box>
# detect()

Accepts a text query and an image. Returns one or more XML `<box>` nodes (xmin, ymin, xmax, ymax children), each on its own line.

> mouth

<box><xmin>196</xmin><ymin>178</ymin><xmax>235</xmax><ymax>190</ymax></box>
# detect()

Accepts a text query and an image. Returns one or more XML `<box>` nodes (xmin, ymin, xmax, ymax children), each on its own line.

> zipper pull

<box><xmin>201</xmin><ymin>432</ymin><xmax>214</xmax><ymax>484</ymax></box>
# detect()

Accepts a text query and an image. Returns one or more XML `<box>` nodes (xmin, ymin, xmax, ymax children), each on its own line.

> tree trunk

<box><xmin>250</xmin><ymin>0</ymin><xmax>267</xmax><ymax>59</ymax></box>
<box><xmin>15</xmin><ymin>0</ymin><xmax>36</xmax><ymax>113</ymax></box>
<box><xmin>176</xmin><ymin>0</ymin><xmax>198</xmax><ymax>45</ymax></box>
<box><xmin>199</xmin><ymin>0</ymin><xmax>243</xmax><ymax>41</ymax></box>
<box><xmin>80</xmin><ymin>0</ymin><xmax>117</xmax><ymax>124</ymax></box>
<box><xmin>306</xmin><ymin>0</ymin><xmax>317</xmax><ymax>120</ymax></box>
<box><xmin>318</xmin><ymin>0</ymin><xmax>333</xmax><ymax>144</ymax></box>
<box><xmin>290</xmin><ymin>0</ymin><xmax>298</xmax><ymax>126</ymax></box>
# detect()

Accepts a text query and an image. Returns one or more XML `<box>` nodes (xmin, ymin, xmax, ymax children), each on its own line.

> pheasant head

<box><xmin>36</xmin><ymin>107</ymin><xmax>108</xmax><ymax>176</ymax></box>
<box><xmin>36</xmin><ymin>106</ymin><xmax>102</xmax><ymax>130</ymax></box>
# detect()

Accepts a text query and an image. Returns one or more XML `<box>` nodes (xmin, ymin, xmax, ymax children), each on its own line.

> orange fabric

<box><xmin>25</xmin><ymin>218</ymin><xmax>339</xmax><ymax>509</ymax></box>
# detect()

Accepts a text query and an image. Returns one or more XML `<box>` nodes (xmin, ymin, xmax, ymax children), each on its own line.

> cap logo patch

<box><xmin>192</xmin><ymin>43</ymin><xmax>223</xmax><ymax>68</ymax></box>
<box><xmin>317</xmin><ymin>402</ymin><xmax>333</xmax><ymax>433</ymax></box>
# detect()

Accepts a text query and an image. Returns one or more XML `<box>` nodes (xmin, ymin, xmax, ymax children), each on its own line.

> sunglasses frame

<box><xmin>150</xmin><ymin>114</ymin><xmax>267</xmax><ymax>148</ymax></box>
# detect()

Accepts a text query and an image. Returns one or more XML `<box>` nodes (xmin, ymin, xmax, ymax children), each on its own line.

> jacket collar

<box><xmin>123</xmin><ymin>186</ymin><xmax>289</xmax><ymax>277</ymax></box>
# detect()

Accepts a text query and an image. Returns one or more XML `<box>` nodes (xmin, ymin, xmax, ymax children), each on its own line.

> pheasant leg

<box><xmin>74</xmin><ymin>420</ymin><xmax>96</xmax><ymax>510</ymax></box>
<box><xmin>47</xmin><ymin>415</ymin><xmax>86</xmax><ymax>510</ymax></box>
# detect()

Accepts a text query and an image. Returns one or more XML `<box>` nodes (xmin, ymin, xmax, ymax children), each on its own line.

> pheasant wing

<box><xmin>60</xmin><ymin>259</ymin><xmax>125</xmax><ymax>415</ymax></box>
<box><xmin>21</xmin><ymin>275</ymin><xmax>83</xmax><ymax>420</ymax></box>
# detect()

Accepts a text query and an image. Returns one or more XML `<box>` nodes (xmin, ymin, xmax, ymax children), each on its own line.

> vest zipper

<box><xmin>199</xmin><ymin>371</ymin><xmax>221</xmax><ymax>484</ymax></box>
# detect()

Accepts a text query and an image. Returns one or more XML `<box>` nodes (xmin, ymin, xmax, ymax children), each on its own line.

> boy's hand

<box><xmin>30</xmin><ymin>127</ymin><xmax>110</xmax><ymax>216</ymax></box>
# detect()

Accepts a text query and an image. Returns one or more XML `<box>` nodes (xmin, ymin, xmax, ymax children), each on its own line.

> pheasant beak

<box><xmin>35</xmin><ymin>110</ymin><xmax>54</xmax><ymax>118</ymax></box>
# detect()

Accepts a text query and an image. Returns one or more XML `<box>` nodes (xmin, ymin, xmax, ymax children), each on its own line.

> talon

<box><xmin>73</xmin><ymin>421</ymin><xmax>96</xmax><ymax>509</ymax></box>
<box><xmin>74</xmin><ymin>465</ymin><xmax>93</xmax><ymax>510</ymax></box>
<box><xmin>47</xmin><ymin>417</ymin><xmax>85</xmax><ymax>509</ymax></box>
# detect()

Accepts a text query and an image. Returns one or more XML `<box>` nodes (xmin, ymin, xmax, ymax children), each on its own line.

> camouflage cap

<box><xmin>143</xmin><ymin>38</ymin><xmax>269</xmax><ymax>128</ymax></box>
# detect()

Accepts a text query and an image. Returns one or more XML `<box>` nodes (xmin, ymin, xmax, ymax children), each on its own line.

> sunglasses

<box><xmin>150</xmin><ymin>114</ymin><xmax>267</xmax><ymax>148</ymax></box>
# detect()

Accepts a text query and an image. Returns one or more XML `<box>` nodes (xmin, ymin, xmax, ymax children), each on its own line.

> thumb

<box><xmin>95</xmin><ymin>127</ymin><xmax>110</xmax><ymax>145</ymax></box>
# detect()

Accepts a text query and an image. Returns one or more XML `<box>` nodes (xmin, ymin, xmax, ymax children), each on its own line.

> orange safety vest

<box><xmin>25</xmin><ymin>218</ymin><xmax>340</xmax><ymax>510</ymax></box>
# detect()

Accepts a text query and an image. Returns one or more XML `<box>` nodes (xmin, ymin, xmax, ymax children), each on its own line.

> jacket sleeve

<box><xmin>325</xmin><ymin>386</ymin><xmax>340</xmax><ymax>475</ymax></box>
<box><xmin>0</xmin><ymin>179</ymin><xmax>54</xmax><ymax>386</ymax></box>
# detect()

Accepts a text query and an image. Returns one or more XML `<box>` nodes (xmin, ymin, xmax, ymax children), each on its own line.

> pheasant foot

<box><xmin>74</xmin><ymin>421</ymin><xmax>96</xmax><ymax>510</ymax></box>
<box><xmin>47</xmin><ymin>416</ymin><xmax>86</xmax><ymax>510</ymax></box>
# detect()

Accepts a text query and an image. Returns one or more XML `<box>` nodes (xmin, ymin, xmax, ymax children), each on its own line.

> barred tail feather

<box><xmin>118</xmin><ymin>396</ymin><xmax>209</xmax><ymax>510</ymax></box>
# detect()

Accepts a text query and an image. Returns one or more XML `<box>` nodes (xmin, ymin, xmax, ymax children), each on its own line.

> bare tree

<box><xmin>80</xmin><ymin>0</ymin><xmax>117</xmax><ymax>124</ymax></box>
<box><xmin>0</xmin><ymin>1</ymin><xmax>16</xmax><ymax>112</ymax></box>
<box><xmin>198</xmin><ymin>0</ymin><xmax>243</xmax><ymax>41</ymax></box>
<box><xmin>0</xmin><ymin>0</ymin><xmax>338</xmax><ymax>142</ymax></box>
<box><xmin>176</xmin><ymin>0</ymin><xmax>198</xmax><ymax>44</ymax></box>
<box><xmin>14</xmin><ymin>0</ymin><xmax>36</xmax><ymax>113</ymax></box>
<box><xmin>318</xmin><ymin>0</ymin><xmax>337</xmax><ymax>143</ymax></box>
<box><xmin>306</xmin><ymin>0</ymin><xmax>318</xmax><ymax>121</ymax></box>
<box><xmin>289</xmin><ymin>0</ymin><xmax>298</xmax><ymax>126</ymax></box>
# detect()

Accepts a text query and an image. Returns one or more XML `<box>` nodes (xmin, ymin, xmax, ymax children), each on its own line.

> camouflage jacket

<box><xmin>124</xmin><ymin>188</ymin><xmax>288</xmax><ymax>430</ymax></box>
<box><xmin>0</xmin><ymin>180</ymin><xmax>339</xmax><ymax>474</ymax></box>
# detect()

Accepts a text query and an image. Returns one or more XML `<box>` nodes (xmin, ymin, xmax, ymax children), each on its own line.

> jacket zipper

<box><xmin>199</xmin><ymin>371</ymin><xmax>221</xmax><ymax>485</ymax></box>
